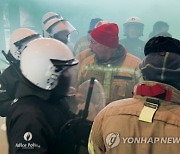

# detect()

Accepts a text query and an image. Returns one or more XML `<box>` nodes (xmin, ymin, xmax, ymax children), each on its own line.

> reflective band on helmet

<box><xmin>14</xmin><ymin>34</ymin><xmax>41</xmax><ymax>48</ymax></box>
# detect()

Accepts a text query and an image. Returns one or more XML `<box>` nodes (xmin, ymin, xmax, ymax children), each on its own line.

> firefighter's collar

<box><xmin>134</xmin><ymin>81</ymin><xmax>180</xmax><ymax>104</ymax></box>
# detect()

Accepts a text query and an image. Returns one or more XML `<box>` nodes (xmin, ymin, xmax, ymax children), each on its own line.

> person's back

<box><xmin>88</xmin><ymin>36</ymin><xmax>180</xmax><ymax>154</ymax></box>
<box><xmin>120</xmin><ymin>16</ymin><xmax>145</xmax><ymax>60</ymax></box>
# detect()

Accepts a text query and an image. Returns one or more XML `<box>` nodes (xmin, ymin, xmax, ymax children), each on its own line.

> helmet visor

<box><xmin>52</xmin><ymin>20</ymin><xmax>78</xmax><ymax>36</ymax></box>
<box><xmin>50</xmin><ymin>58</ymin><xmax>78</xmax><ymax>72</ymax></box>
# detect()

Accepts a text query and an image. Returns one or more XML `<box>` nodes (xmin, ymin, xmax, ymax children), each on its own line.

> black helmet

<box><xmin>144</xmin><ymin>36</ymin><xmax>180</xmax><ymax>56</ymax></box>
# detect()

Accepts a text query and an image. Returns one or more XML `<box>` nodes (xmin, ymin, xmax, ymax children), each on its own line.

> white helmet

<box><xmin>123</xmin><ymin>16</ymin><xmax>144</xmax><ymax>36</ymax></box>
<box><xmin>124</xmin><ymin>16</ymin><xmax>143</xmax><ymax>24</ymax></box>
<box><xmin>20</xmin><ymin>38</ymin><xmax>78</xmax><ymax>90</ymax></box>
<box><xmin>41</xmin><ymin>12</ymin><xmax>63</xmax><ymax>28</ymax></box>
<box><xmin>43</xmin><ymin>18</ymin><xmax>62</xmax><ymax>37</ymax></box>
<box><xmin>9</xmin><ymin>28</ymin><xmax>41</xmax><ymax>61</ymax></box>
<box><xmin>44</xmin><ymin>19</ymin><xmax>78</xmax><ymax>44</ymax></box>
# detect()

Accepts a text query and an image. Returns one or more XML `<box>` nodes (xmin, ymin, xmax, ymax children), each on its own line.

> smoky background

<box><xmin>0</xmin><ymin>0</ymin><xmax>180</xmax><ymax>51</ymax></box>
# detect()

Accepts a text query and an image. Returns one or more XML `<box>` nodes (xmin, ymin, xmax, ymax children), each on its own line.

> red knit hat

<box><xmin>91</xmin><ymin>23</ymin><xmax>119</xmax><ymax>48</ymax></box>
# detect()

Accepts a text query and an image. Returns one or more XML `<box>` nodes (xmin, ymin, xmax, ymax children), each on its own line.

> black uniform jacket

<box><xmin>0</xmin><ymin>65</ymin><xmax>19</xmax><ymax>117</ymax></box>
<box><xmin>6</xmin><ymin>80</ymin><xmax>76</xmax><ymax>154</ymax></box>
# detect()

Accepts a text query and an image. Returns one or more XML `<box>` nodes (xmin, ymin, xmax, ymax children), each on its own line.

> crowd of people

<box><xmin>0</xmin><ymin>11</ymin><xmax>179</xmax><ymax>154</ymax></box>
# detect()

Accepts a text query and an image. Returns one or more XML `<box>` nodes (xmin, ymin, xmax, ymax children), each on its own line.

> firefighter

<box><xmin>74</xmin><ymin>20</ymin><xmax>110</xmax><ymax>90</ymax></box>
<box><xmin>0</xmin><ymin>28</ymin><xmax>41</xmax><ymax>117</ymax></box>
<box><xmin>120</xmin><ymin>16</ymin><xmax>145</xmax><ymax>59</ymax></box>
<box><xmin>0</xmin><ymin>116</ymin><xmax>8</xmax><ymax>154</ymax></box>
<box><xmin>78</xmin><ymin>23</ymin><xmax>141</xmax><ymax>105</ymax></box>
<box><xmin>88</xmin><ymin>36</ymin><xmax>180</xmax><ymax>154</ymax></box>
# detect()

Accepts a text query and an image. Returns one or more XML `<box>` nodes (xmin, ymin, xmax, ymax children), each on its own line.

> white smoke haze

<box><xmin>1</xmin><ymin>0</ymin><xmax>180</xmax><ymax>49</ymax></box>
<box><xmin>40</xmin><ymin>0</ymin><xmax>180</xmax><ymax>40</ymax></box>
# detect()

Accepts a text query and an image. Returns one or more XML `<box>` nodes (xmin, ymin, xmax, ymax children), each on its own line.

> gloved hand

<box><xmin>60</xmin><ymin>117</ymin><xmax>92</xmax><ymax>145</ymax></box>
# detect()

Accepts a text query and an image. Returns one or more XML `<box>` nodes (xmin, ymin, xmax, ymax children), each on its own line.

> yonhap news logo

<box><xmin>105</xmin><ymin>132</ymin><xmax>180</xmax><ymax>149</ymax></box>
<box><xmin>121</xmin><ymin>137</ymin><xmax>180</xmax><ymax>144</ymax></box>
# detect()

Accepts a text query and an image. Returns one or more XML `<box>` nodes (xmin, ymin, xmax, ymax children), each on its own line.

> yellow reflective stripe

<box><xmin>135</xmin><ymin>68</ymin><xmax>141</xmax><ymax>77</ymax></box>
<box><xmin>104</xmin><ymin>65</ymin><xmax>112</xmax><ymax>102</ymax></box>
<box><xmin>81</xmin><ymin>64</ymin><xmax>138</xmax><ymax>102</ymax></box>
<box><xmin>161</xmin><ymin>52</ymin><xmax>169</xmax><ymax>81</ymax></box>
<box><xmin>88</xmin><ymin>133</ymin><xmax>95</xmax><ymax>154</ymax></box>
<box><xmin>134</xmin><ymin>68</ymin><xmax>142</xmax><ymax>82</ymax></box>
<box><xmin>82</xmin><ymin>64</ymin><xmax>136</xmax><ymax>74</ymax></box>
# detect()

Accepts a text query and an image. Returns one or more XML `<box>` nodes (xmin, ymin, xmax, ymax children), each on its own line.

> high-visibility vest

<box><xmin>78</xmin><ymin>52</ymin><xmax>141</xmax><ymax>104</ymax></box>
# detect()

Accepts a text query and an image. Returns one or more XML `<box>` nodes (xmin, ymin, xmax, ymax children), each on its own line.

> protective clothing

<box><xmin>0</xmin><ymin>28</ymin><xmax>41</xmax><ymax>117</ymax></box>
<box><xmin>41</xmin><ymin>12</ymin><xmax>63</xmax><ymax>28</ymax></box>
<box><xmin>120</xmin><ymin>17</ymin><xmax>145</xmax><ymax>59</ymax></box>
<box><xmin>44</xmin><ymin>18</ymin><xmax>77</xmax><ymax>44</ymax></box>
<box><xmin>78</xmin><ymin>45</ymin><xmax>141</xmax><ymax>104</ymax></box>
<box><xmin>88</xmin><ymin>81</ymin><xmax>180</xmax><ymax>154</ymax></box>
<box><xmin>0</xmin><ymin>117</ymin><xmax>8</xmax><ymax>154</ymax></box>
<box><xmin>7</xmin><ymin>94</ymin><xmax>76</xmax><ymax>154</ymax></box>
<box><xmin>0</xmin><ymin>66</ymin><xmax>20</xmax><ymax>117</ymax></box>
<box><xmin>144</xmin><ymin>36</ymin><xmax>180</xmax><ymax>56</ymax></box>
<box><xmin>43</xmin><ymin>18</ymin><xmax>62</xmax><ymax>37</ymax></box>
<box><xmin>20</xmin><ymin>38</ymin><xmax>78</xmax><ymax>90</ymax></box>
<box><xmin>9</xmin><ymin>28</ymin><xmax>41</xmax><ymax>62</ymax></box>
<box><xmin>7</xmin><ymin>38</ymin><xmax>80</xmax><ymax>154</ymax></box>
<box><xmin>89</xmin><ymin>36</ymin><xmax>180</xmax><ymax>154</ymax></box>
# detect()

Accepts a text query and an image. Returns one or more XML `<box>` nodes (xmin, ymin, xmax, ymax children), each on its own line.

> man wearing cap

<box><xmin>88</xmin><ymin>36</ymin><xmax>180</xmax><ymax>154</ymax></box>
<box><xmin>78</xmin><ymin>23</ymin><xmax>141</xmax><ymax>105</ymax></box>
<box><xmin>76</xmin><ymin>20</ymin><xmax>109</xmax><ymax>63</ymax></box>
